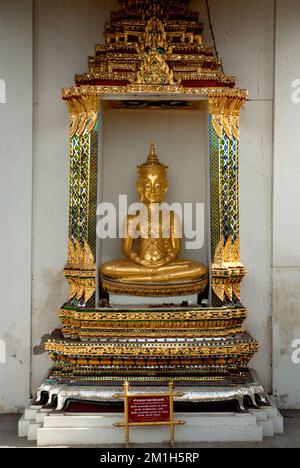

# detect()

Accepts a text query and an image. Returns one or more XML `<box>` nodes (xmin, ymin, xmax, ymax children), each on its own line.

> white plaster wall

<box><xmin>273</xmin><ymin>0</ymin><xmax>300</xmax><ymax>408</ymax></box>
<box><xmin>0</xmin><ymin>0</ymin><xmax>33</xmax><ymax>412</ymax></box>
<box><xmin>191</xmin><ymin>0</ymin><xmax>275</xmax><ymax>101</ymax></box>
<box><xmin>240</xmin><ymin>102</ymin><xmax>273</xmax><ymax>392</ymax></box>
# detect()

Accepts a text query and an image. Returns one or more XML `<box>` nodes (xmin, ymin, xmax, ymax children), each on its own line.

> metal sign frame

<box><xmin>114</xmin><ymin>381</ymin><xmax>185</xmax><ymax>448</ymax></box>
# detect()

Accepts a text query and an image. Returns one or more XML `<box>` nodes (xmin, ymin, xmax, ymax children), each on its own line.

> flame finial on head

<box><xmin>137</xmin><ymin>142</ymin><xmax>168</xmax><ymax>177</ymax></box>
<box><xmin>148</xmin><ymin>142</ymin><xmax>159</xmax><ymax>162</ymax></box>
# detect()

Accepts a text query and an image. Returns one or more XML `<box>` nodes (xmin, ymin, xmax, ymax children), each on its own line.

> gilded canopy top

<box><xmin>62</xmin><ymin>0</ymin><xmax>247</xmax><ymax>104</ymax></box>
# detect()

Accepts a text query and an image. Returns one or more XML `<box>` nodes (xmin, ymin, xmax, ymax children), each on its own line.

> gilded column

<box><xmin>208</xmin><ymin>92</ymin><xmax>247</xmax><ymax>306</ymax></box>
<box><xmin>63</xmin><ymin>94</ymin><xmax>100</xmax><ymax>308</ymax></box>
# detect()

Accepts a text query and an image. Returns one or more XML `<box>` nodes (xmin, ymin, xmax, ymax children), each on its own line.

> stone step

<box><xmin>18</xmin><ymin>406</ymin><xmax>43</xmax><ymax>437</ymax></box>
<box><xmin>37</xmin><ymin>413</ymin><xmax>264</xmax><ymax>446</ymax></box>
<box><xmin>263</xmin><ymin>401</ymin><xmax>284</xmax><ymax>434</ymax></box>
<box><xmin>43</xmin><ymin>412</ymin><xmax>257</xmax><ymax>429</ymax></box>
<box><xmin>18</xmin><ymin>415</ymin><xmax>31</xmax><ymax>438</ymax></box>
<box><xmin>24</xmin><ymin>407</ymin><xmax>40</xmax><ymax>421</ymax></box>
<box><xmin>19</xmin><ymin>399</ymin><xmax>284</xmax><ymax>445</ymax></box>
<box><xmin>28</xmin><ymin>423</ymin><xmax>43</xmax><ymax>441</ymax></box>
<box><xmin>35</xmin><ymin>409</ymin><xmax>52</xmax><ymax>424</ymax></box>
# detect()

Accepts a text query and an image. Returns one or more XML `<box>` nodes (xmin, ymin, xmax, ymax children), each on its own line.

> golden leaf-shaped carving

<box><xmin>222</xmin><ymin>115</ymin><xmax>232</xmax><ymax>139</ymax></box>
<box><xmin>67</xmin><ymin>239</ymin><xmax>77</xmax><ymax>264</ymax></box>
<box><xmin>225</xmin><ymin>284</ymin><xmax>233</xmax><ymax>302</ymax></box>
<box><xmin>83</xmin><ymin>240</ymin><xmax>95</xmax><ymax>268</ymax></box>
<box><xmin>64</xmin><ymin>239</ymin><xmax>96</xmax><ymax>305</ymax></box>
<box><xmin>84</xmin><ymin>279</ymin><xmax>96</xmax><ymax>304</ymax></box>
<box><xmin>232</xmin><ymin>115</ymin><xmax>239</xmax><ymax>140</ymax></box>
<box><xmin>77</xmin><ymin>112</ymin><xmax>88</xmax><ymax>136</ymax></box>
<box><xmin>233</xmin><ymin>284</ymin><xmax>241</xmax><ymax>301</ymax></box>
<box><xmin>211</xmin><ymin>114</ymin><xmax>223</xmax><ymax>139</ymax></box>
<box><xmin>85</xmin><ymin>111</ymin><xmax>98</xmax><ymax>134</ymax></box>
<box><xmin>213</xmin><ymin>237</ymin><xmax>225</xmax><ymax>265</ymax></box>
<box><xmin>223</xmin><ymin>237</ymin><xmax>233</xmax><ymax>263</ymax></box>
<box><xmin>212</xmin><ymin>284</ymin><xmax>225</xmax><ymax>302</ymax></box>
<box><xmin>67</xmin><ymin>278</ymin><xmax>77</xmax><ymax>300</ymax></box>
<box><xmin>70</xmin><ymin>114</ymin><xmax>79</xmax><ymax>139</ymax></box>
<box><xmin>76</xmin><ymin>281</ymin><xmax>85</xmax><ymax>301</ymax></box>
<box><xmin>75</xmin><ymin>240</ymin><xmax>84</xmax><ymax>265</ymax></box>
<box><xmin>231</xmin><ymin>238</ymin><xmax>241</xmax><ymax>263</ymax></box>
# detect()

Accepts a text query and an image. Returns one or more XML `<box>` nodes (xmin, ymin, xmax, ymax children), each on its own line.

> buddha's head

<box><xmin>137</xmin><ymin>143</ymin><xmax>169</xmax><ymax>205</ymax></box>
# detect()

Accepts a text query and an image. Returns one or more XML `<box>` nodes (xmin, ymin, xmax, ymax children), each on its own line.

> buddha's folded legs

<box><xmin>101</xmin><ymin>258</ymin><xmax>208</xmax><ymax>283</ymax></box>
<box><xmin>101</xmin><ymin>259</ymin><xmax>153</xmax><ymax>279</ymax></box>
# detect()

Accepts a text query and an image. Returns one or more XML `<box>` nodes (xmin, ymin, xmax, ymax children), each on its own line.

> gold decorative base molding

<box><xmin>59</xmin><ymin>306</ymin><xmax>247</xmax><ymax>323</ymax></box>
<box><xmin>62</xmin><ymin>328</ymin><xmax>245</xmax><ymax>340</ymax></box>
<box><xmin>101</xmin><ymin>277</ymin><xmax>207</xmax><ymax>297</ymax></box>
<box><xmin>59</xmin><ymin>305</ymin><xmax>248</xmax><ymax>340</ymax></box>
<box><xmin>49</xmin><ymin>363</ymin><xmax>250</xmax><ymax>379</ymax></box>
<box><xmin>45</xmin><ymin>330</ymin><xmax>259</xmax><ymax>379</ymax></box>
<box><xmin>46</xmin><ymin>339</ymin><xmax>259</xmax><ymax>358</ymax></box>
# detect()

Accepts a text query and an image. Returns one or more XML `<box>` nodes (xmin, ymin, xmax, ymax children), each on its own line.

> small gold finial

<box><xmin>148</xmin><ymin>142</ymin><xmax>158</xmax><ymax>162</ymax></box>
<box><xmin>137</xmin><ymin>142</ymin><xmax>168</xmax><ymax>177</ymax></box>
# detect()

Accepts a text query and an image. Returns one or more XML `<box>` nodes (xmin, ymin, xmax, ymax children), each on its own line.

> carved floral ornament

<box><xmin>64</xmin><ymin>94</ymin><xmax>100</xmax><ymax>138</ymax></box>
<box><xmin>134</xmin><ymin>17</ymin><xmax>175</xmax><ymax>86</ymax></box>
<box><xmin>211</xmin><ymin>237</ymin><xmax>247</xmax><ymax>302</ymax></box>
<box><xmin>208</xmin><ymin>94</ymin><xmax>247</xmax><ymax>140</ymax></box>
<box><xmin>213</xmin><ymin>236</ymin><xmax>241</xmax><ymax>267</ymax></box>
<box><xmin>64</xmin><ymin>240</ymin><xmax>96</xmax><ymax>304</ymax></box>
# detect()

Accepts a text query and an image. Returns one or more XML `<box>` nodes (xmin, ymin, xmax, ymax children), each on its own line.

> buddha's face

<box><xmin>137</xmin><ymin>172</ymin><xmax>168</xmax><ymax>205</ymax></box>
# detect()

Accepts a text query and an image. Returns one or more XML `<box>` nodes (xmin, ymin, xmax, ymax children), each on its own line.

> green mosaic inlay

<box><xmin>209</xmin><ymin>115</ymin><xmax>221</xmax><ymax>259</ymax></box>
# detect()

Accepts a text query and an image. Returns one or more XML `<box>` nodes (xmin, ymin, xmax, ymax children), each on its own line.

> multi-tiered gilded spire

<box><xmin>73</xmin><ymin>0</ymin><xmax>236</xmax><ymax>91</ymax></box>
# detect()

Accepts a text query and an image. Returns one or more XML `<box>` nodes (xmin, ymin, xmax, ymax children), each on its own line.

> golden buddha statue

<box><xmin>101</xmin><ymin>143</ymin><xmax>208</xmax><ymax>297</ymax></box>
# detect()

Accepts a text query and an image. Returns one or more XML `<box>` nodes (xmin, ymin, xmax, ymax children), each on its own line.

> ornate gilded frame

<box><xmin>62</xmin><ymin>85</ymin><xmax>247</xmax><ymax>309</ymax></box>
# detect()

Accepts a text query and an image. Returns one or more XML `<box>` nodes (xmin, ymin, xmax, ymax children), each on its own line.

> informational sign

<box><xmin>114</xmin><ymin>381</ymin><xmax>185</xmax><ymax>448</ymax></box>
<box><xmin>128</xmin><ymin>396</ymin><xmax>171</xmax><ymax>424</ymax></box>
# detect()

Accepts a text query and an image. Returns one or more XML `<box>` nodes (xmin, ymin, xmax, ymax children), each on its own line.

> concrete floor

<box><xmin>1</xmin><ymin>411</ymin><xmax>300</xmax><ymax>448</ymax></box>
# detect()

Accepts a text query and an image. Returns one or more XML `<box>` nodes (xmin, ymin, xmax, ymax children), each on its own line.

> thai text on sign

<box><xmin>128</xmin><ymin>396</ymin><xmax>170</xmax><ymax>423</ymax></box>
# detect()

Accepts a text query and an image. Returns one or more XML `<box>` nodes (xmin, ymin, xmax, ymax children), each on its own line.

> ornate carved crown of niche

<box><xmin>63</xmin><ymin>0</ymin><xmax>246</xmax><ymax>100</ymax></box>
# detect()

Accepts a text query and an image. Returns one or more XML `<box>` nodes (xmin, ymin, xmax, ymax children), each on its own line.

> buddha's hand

<box><xmin>130</xmin><ymin>255</ymin><xmax>165</xmax><ymax>272</ymax></box>
<box><xmin>129</xmin><ymin>252</ymin><xmax>143</xmax><ymax>265</ymax></box>
<box><xmin>139</xmin><ymin>258</ymin><xmax>162</xmax><ymax>269</ymax></box>
<box><xmin>144</xmin><ymin>255</ymin><xmax>176</xmax><ymax>270</ymax></box>
<box><xmin>129</xmin><ymin>252</ymin><xmax>155</xmax><ymax>269</ymax></box>
<box><xmin>156</xmin><ymin>252</ymin><xmax>177</xmax><ymax>267</ymax></box>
